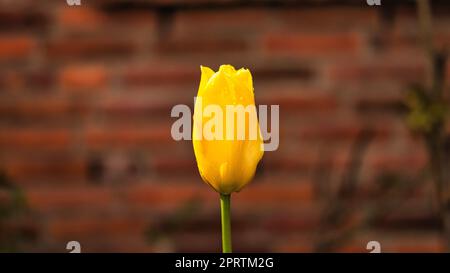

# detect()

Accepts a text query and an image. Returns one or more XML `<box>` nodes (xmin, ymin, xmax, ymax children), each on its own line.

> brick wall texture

<box><xmin>1</xmin><ymin>0</ymin><xmax>450</xmax><ymax>252</ymax></box>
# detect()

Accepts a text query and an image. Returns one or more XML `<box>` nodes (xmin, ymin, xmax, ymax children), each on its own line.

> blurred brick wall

<box><xmin>0</xmin><ymin>0</ymin><xmax>449</xmax><ymax>252</ymax></box>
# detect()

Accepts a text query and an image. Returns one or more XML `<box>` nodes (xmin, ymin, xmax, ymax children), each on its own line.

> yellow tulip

<box><xmin>192</xmin><ymin>64</ymin><xmax>264</xmax><ymax>195</ymax></box>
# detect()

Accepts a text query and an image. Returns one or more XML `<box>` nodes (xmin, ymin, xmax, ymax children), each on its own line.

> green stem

<box><xmin>220</xmin><ymin>193</ymin><xmax>232</xmax><ymax>253</ymax></box>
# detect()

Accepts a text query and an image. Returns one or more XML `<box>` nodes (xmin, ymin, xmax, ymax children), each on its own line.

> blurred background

<box><xmin>0</xmin><ymin>0</ymin><xmax>450</xmax><ymax>252</ymax></box>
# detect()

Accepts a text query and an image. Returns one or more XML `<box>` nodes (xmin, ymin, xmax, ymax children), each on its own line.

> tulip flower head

<box><xmin>192</xmin><ymin>65</ymin><xmax>264</xmax><ymax>195</ymax></box>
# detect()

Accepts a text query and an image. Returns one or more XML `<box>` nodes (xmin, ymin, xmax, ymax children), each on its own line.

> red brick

<box><xmin>295</xmin><ymin>122</ymin><xmax>391</xmax><ymax>141</ymax></box>
<box><xmin>85</xmin><ymin>125</ymin><xmax>172</xmax><ymax>148</ymax></box>
<box><xmin>59</xmin><ymin>64</ymin><xmax>107</xmax><ymax>90</ymax></box>
<box><xmin>0</xmin><ymin>129</ymin><xmax>71</xmax><ymax>150</ymax></box>
<box><xmin>157</xmin><ymin>38</ymin><xmax>248</xmax><ymax>55</ymax></box>
<box><xmin>48</xmin><ymin>215</ymin><xmax>148</xmax><ymax>240</ymax></box>
<box><xmin>387</xmin><ymin>242</ymin><xmax>443</xmax><ymax>253</ymax></box>
<box><xmin>271</xmin><ymin>235</ymin><xmax>314</xmax><ymax>252</ymax></box>
<box><xmin>4</xmin><ymin>158</ymin><xmax>85</xmax><ymax>183</ymax></box>
<box><xmin>0</xmin><ymin>98</ymin><xmax>84</xmax><ymax>120</ymax></box>
<box><xmin>251</xmin><ymin>64</ymin><xmax>315</xmax><ymax>81</ymax></box>
<box><xmin>151</xmin><ymin>157</ymin><xmax>197</xmax><ymax>175</ymax></box>
<box><xmin>125</xmin><ymin>183</ymin><xmax>214</xmax><ymax>210</ymax></box>
<box><xmin>376</xmin><ymin>201</ymin><xmax>437</xmax><ymax>230</ymax></box>
<box><xmin>234</xmin><ymin>182</ymin><xmax>314</xmax><ymax>207</ymax></box>
<box><xmin>0</xmin><ymin>71</ymin><xmax>24</xmax><ymax>91</ymax></box>
<box><xmin>354</xmin><ymin>91</ymin><xmax>405</xmax><ymax>113</ymax></box>
<box><xmin>171</xmin><ymin>231</ymin><xmax>220</xmax><ymax>252</ymax></box>
<box><xmin>96</xmin><ymin>96</ymin><xmax>177</xmax><ymax>118</ymax></box>
<box><xmin>300</xmin><ymin>124</ymin><xmax>361</xmax><ymax>141</ymax></box>
<box><xmin>0</xmin><ymin>36</ymin><xmax>35</xmax><ymax>60</ymax></box>
<box><xmin>367</xmin><ymin>152</ymin><xmax>428</xmax><ymax>172</ymax></box>
<box><xmin>0</xmin><ymin>10</ymin><xmax>48</xmax><ymax>30</ymax></box>
<box><xmin>264</xmin><ymin>32</ymin><xmax>362</xmax><ymax>56</ymax></box>
<box><xmin>46</xmin><ymin>38</ymin><xmax>135</xmax><ymax>59</ymax></box>
<box><xmin>123</xmin><ymin>64</ymin><xmax>197</xmax><ymax>87</ymax></box>
<box><xmin>276</xmin><ymin>8</ymin><xmax>378</xmax><ymax>30</ymax></box>
<box><xmin>328</xmin><ymin>60</ymin><xmax>426</xmax><ymax>83</ymax></box>
<box><xmin>259</xmin><ymin>92</ymin><xmax>337</xmax><ymax>113</ymax></box>
<box><xmin>173</xmin><ymin>9</ymin><xmax>268</xmax><ymax>32</ymax></box>
<box><xmin>263</xmin><ymin>209</ymin><xmax>320</xmax><ymax>232</ymax></box>
<box><xmin>56</xmin><ymin>6</ymin><xmax>156</xmax><ymax>32</ymax></box>
<box><xmin>376</xmin><ymin>30</ymin><xmax>422</xmax><ymax>54</ymax></box>
<box><xmin>26</xmin><ymin>186</ymin><xmax>113</xmax><ymax>211</ymax></box>
<box><xmin>262</xmin><ymin>153</ymin><xmax>318</xmax><ymax>173</ymax></box>
<box><xmin>0</xmin><ymin>70</ymin><xmax>56</xmax><ymax>91</ymax></box>
<box><xmin>26</xmin><ymin>70</ymin><xmax>56</xmax><ymax>89</ymax></box>
<box><xmin>57</xmin><ymin>7</ymin><xmax>106</xmax><ymax>29</ymax></box>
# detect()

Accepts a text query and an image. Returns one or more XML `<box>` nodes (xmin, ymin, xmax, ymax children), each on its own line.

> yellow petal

<box><xmin>198</xmin><ymin>65</ymin><xmax>215</xmax><ymax>97</ymax></box>
<box><xmin>235</xmin><ymin>68</ymin><xmax>253</xmax><ymax>95</ymax></box>
<box><xmin>193</xmin><ymin>65</ymin><xmax>264</xmax><ymax>194</ymax></box>
<box><xmin>219</xmin><ymin>64</ymin><xmax>236</xmax><ymax>76</ymax></box>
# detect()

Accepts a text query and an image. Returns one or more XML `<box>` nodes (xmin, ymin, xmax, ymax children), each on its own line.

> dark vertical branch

<box><xmin>416</xmin><ymin>0</ymin><xmax>450</xmax><ymax>251</ymax></box>
<box><xmin>314</xmin><ymin>130</ymin><xmax>373</xmax><ymax>252</ymax></box>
